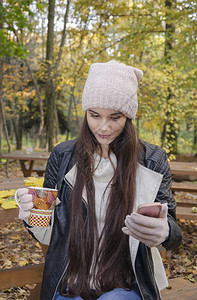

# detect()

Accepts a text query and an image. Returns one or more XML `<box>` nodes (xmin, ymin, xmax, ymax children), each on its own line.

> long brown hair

<box><xmin>60</xmin><ymin>115</ymin><xmax>139</xmax><ymax>298</ymax></box>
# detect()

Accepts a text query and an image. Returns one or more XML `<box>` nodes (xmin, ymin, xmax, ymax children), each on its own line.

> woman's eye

<box><xmin>90</xmin><ymin>114</ymin><xmax>99</xmax><ymax>118</ymax></box>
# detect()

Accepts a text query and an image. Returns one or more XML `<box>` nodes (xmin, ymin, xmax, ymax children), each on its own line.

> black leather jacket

<box><xmin>38</xmin><ymin>138</ymin><xmax>182</xmax><ymax>300</ymax></box>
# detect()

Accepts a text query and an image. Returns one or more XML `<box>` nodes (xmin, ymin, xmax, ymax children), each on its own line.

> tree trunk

<box><xmin>163</xmin><ymin>0</ymin><xmax>178</xmax><ymax>155</ymax></box>
<box><xmin>45</xmin><ymin>0</ymin><xmax>58</xmax><ymax>151</ymax></box>
<box><xmin>54</xmin><ymin>0</ymin><xmax>70</xmax><ymax>80</ymax></box>
<box><xmin>0</xmin><ymin>0</ymin><xmax>2</xmax><ymax>153</ymax></box>
<box><xmin>0</xmin><ymin>57</ymin><xmax>2</xmax><ymax>154</ymax></box>
<box><xmin>161</xmin><ymin>121</ymin><xmax>167</xmax><ymax>148</ymax></box>
<box><xmin>66</xmin><ymin>88</ymin><xmax>74</xmax><ymax>141</ymax></box>
<box><xmin>0</xmin><ymin>0</ymin><xmax>11</xmax><ymax>154</ymax></box>
<box><xmin>12</xmin><ymin>117</ymin><xmax>21</xmax><ymax>150</ymax></box>
<box><xmin>0</xmin><ymin>58</ymin><xmax>11</xmax><ymax>154</ymax></box>
<box><xmin>25</xmin><ymin>59</ymin><xmax>44</xmax><ymax>148</ymax></box>
<box><xmin>45</xmin><ymin>0</ymin><xmax>71</xmax><ymax>150</ymax></box>
<box><xmin>194</xmin><ymin>125</ymin><xmax>197</xmax><ymax>153</ymax></box>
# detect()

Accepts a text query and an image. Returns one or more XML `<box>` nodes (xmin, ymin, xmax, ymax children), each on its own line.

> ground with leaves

<box><xmin>0</xmin><ymin>219</ymin><xmax>44</xmax><ymax>299</ymax></box>
<box><xmin>0</xmin><ymin>160</ymin><xmax>196</xmax><ymax>299</ymax></box>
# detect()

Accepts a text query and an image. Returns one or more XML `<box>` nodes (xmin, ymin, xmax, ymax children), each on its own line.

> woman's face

<box><xmin>86</xmin><ymin>108</ymin><xmax>127</xmax><ymax>151</ymax></box>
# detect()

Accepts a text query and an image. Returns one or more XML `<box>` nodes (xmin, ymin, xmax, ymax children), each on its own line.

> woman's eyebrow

<box><xmin>88</xmin><ymin>109</ymin><xmax>122</xmax><ymax>116</ymax></box>
<box><xmin>110</xmin><ymin>112</ymin><xmax>123</xmax><ymax>116</ymax></box>
<box><xmin>89</xmin><ymin>109</ymin><xmax>99</xmax><ymax>114</ymax></box>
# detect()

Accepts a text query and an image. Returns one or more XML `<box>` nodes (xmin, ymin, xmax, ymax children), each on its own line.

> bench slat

<box><xmin>0</xmin><ymin>177</ymin><xmax>26</xmax><ymax>190</ymax></box>
<box><xmin>161</xmin><ymin>277</ymin><xmax>197</xmax><ymax>299</ymax></box>
<box><xmin>176</xmin><ymin>206</ymin><xmax>197</xmax><ymax>220</ymax></box>
<box><xmin>172</xmin><ymin>182</ymin><xmax>197</xmax><ymax>193</ymax></box>
<box><xmin>0</xmin><ymin>207</ymin><xmax>19</xmax><ymax>224</ymax></box>
<box><xmin>0</xmin><ymin>264</ymin><xmax>44</xmax><ymax>289</ymax></box>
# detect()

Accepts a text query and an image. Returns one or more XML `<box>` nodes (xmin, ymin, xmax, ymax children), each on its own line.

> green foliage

<box><xmin>0</xmin><ymin>0</ymin><xmax>34</xmax><ymax>58</ymax></box>
<box><xmin>1</xmin><ymin>0</ymin><xmax>196</xmax><ymax>153</ymax></box>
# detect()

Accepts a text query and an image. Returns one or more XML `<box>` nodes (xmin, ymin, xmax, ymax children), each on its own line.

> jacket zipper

<box><xmin>52</xmin><ymin>261</ymin><xmax>69</xmax><ymax>300</ymax></box>
<box><xmin>51</xmin><ymin>178</ymin><xmax>88</xmax><ymax>300</ymax></box>
<box><xmin>133</xmin><ymin>246</ymin><xmax>160</xmax><ymax>300</ymax></box>
<box><xmin>132</xmin><ymin>263</ymin><xmax>144</xmax><ymax>300</ymax></box>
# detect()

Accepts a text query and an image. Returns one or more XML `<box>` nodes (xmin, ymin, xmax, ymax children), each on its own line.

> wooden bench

<box><xmin>0</xmin><ymin>268</ymin><xmax>196</xmax><ymax>299</ymax></box>
<box><xmin>0</xmin><ymin>263</ymin><xmax>44</xmax><ymax>289</ymax></box>
<box><xmin>171</xmin><ymin>181</ymin><xmax>197</xmax><ymax>220</ymax></box>
<box><xmin>176</xmin><ymin>206</ymin><xmax>197</xmax><ymax>220</ymax></box>
<box><xmin>0</xmin><ymin>207</ymin><xmax>19</xmax><ymax>223</ymax></box>
<box><xmin>172</xmin><ymin>181</ymin><xmax>197</xmax><ymax>193</ymax></box>
<box><xmin>0</xmin><ymin>179</ymin><xmax>48</xmax><ymax>299</ymax></box>
<box><xmin>161</xmin><ymin>277</ymin><xmax>197</xmax><ymax>299</ymax></box>
<box><xmin>0</xmin><ymin>177</ymin><xmax>26</xmax><ymax>190</ymax></box>
<box><xmin>169</xmin><ymin>161</ymin><xmax>197</xmax><ymax>181</ymax></box>
<box><xmin>0</xmin><ymin>210</ymin><xmax>48</xmax><ymax>299</ymax></box>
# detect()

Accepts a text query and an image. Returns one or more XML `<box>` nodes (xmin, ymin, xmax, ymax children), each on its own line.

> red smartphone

<box><xmin>137</xmin><ymin>203</ymin><xmax>162</xmax><ymax>218</ymax></box>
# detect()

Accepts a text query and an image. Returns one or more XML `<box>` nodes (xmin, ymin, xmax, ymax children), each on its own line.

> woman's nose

<box><xmin>99</xmin><ymin>119</ymin><xmax>110</xmax><ymax>132</ymax></box>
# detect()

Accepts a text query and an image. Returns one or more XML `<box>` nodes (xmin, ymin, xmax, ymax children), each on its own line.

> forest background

<box><xmin>0</xmin><ymin>0</ymin><xmax>196</xmax><ymax>158</ymax></box>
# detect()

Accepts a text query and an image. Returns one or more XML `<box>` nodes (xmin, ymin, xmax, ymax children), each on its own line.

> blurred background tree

<box><xmin>0</xmin><ymin>0</ymin><xmax>196</xmax><ymax>155</ymax></box>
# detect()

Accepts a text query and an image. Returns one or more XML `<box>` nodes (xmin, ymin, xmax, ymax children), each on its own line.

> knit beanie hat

<box><xmin>82</xmin><ymin>60</ymin><xmax>143</xmax><ymax>119</ymax></box>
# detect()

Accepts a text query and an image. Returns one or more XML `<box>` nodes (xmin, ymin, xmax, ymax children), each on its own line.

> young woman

<box><xmin>17</xmin><ymin>60</ymin><xmax>182</xmax><ymax>300</ymax></box>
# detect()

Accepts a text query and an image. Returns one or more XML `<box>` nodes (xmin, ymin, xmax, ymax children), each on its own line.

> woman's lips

<box><xmin>98</xmin><ymin>134</ymin><xmax>111</xmax><ymax>139</ymax></box>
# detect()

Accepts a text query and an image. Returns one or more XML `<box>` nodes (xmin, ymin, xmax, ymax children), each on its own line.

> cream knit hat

<box><xmin>82</xmin><ymin>60</ymin><xmax>143</xmax><ymax>119</ymax></box>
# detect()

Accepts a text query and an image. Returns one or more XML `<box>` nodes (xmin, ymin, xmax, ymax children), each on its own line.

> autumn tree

<box><xmin>0</xmin><ymin>0</ymin><xmax>34</xmax><ymax>152</ymax></box>
<box><xmin>1</xmin><ymin>0</ymin><xmax>196</xmax><ymax>155</ymax></box>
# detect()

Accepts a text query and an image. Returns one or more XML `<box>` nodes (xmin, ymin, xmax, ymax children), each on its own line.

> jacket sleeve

<box><xmin>24</xmin><ymin>147</ymin><xmax>62</xmax><ymax>244</ymax></box>
<box><xmin>154</xmin><ymin>150</ymin><xmax>182</xmax><ymax>250</ymax></box>
<box><xmin>43</xmin><ymin>146</ymin><xmax>62</xmax><ymax>189</ymax></box>
<box><xmin>24</xmin><ymin>212</ymin><xmax>54</xmax><ymax>245</ymax></box>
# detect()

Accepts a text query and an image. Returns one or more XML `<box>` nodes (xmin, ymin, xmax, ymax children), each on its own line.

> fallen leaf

<box><xmin>19</xmin><ymin>259</ymin><xmax>29</xmax><ymax>266</ymax></box>
<box><xmin>10</xmin><ymin>234</ymin><xmax>21</xmax><ymax>240</ymax></box>
<box><xmin>0</xmin><ymin>190</ymin><xmax>16</xmax><ymax>198</ymax></box>
<box><xmin>25</xmin><ymin>284</ymin><xmax>36</xmax><ymax>290</ymax></box>
<box><xmin>3</xmin><ymin>259</ymin><xmax>12</xmax><ymax>267</ymax></box>
<box><xmin>1</xmin><ymin>200</ymin><xmax>17</xmax><ymax>209</ymax></box>
<box><xmin>24</xmin><ymin>177</ymin><xmax>44</xmax><ymax>187</ymax></box>
<box><xmin>35</xmin><ymin>242</ymin><xmax>41</xmax><ymax>248</ymax></box>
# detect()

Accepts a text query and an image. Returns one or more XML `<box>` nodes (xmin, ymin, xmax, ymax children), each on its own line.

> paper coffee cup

<box><xmin>28</xmin><ymin>208</ymin><xmax>53</xmax><ymax>227</ymax></box>
<box><xmin>15</xmin><ymin>187</ymin><xmax>58</xmax><ymax>227</ymax></box>
<box><xmin>28</xmin><ymin>187</ymin><xmax>58</xmax><ymax>210</ymax></box>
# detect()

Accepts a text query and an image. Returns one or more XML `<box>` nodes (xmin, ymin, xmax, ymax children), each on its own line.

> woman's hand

<box><xmin>17</xmin><ymin>188</ymin><xmax>34</xmax><ymax>222</ymax></box>
<box><xmin>122</xmin><ymin>203</ymin><xmax>169</xmax><ymax>247</ymax></box>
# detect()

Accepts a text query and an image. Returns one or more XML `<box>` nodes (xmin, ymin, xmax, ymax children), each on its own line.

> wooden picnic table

<box><xmin>169</xmin><ymin>161</ymin><xmax>197</xmax><ymax>181</ymax></box>
<box><xmin>1</xmin><ymin>151</ymin><xmax>50</xmax><ymax>177</ymax></box>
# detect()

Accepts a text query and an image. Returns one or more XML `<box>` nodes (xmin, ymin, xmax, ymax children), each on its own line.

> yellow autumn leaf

<box><xmin>10</xmin><ymin>234</ymin><xmax>21</xmax><ymax>240</ymax></box>
<box><xmin>24</xmin><ymin>176</ymin><xmax>37</xmax><ymax>182</ymax></box>
<box><xmin>0</xmin><ymin>189</ymin><xmax>16</xmax><ymax>198</ymax></box>
<box><xmin>24</xmin><ymin>177</ymin><xmax>44</xmax><ymax>187</ymax></box>
<box><xmin>19</xmin><ymin>259</ymin><xmax>29</xmax><ymax>266</ymax></box>
<box><xmin>35</xmin><ymin>242</ymin><xmax>41</xmax><ymax>248</ymax></box>
<box><xmin>1</xmin><ymin>198</ymin><xmax>17</xmax><ymax>209</ymax></box>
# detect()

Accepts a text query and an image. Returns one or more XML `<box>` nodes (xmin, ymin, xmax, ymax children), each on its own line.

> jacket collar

<box><xmin>64</xmin><ymin>162</ymin><xmax>163</xmax><ymax>209</ymax></box>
